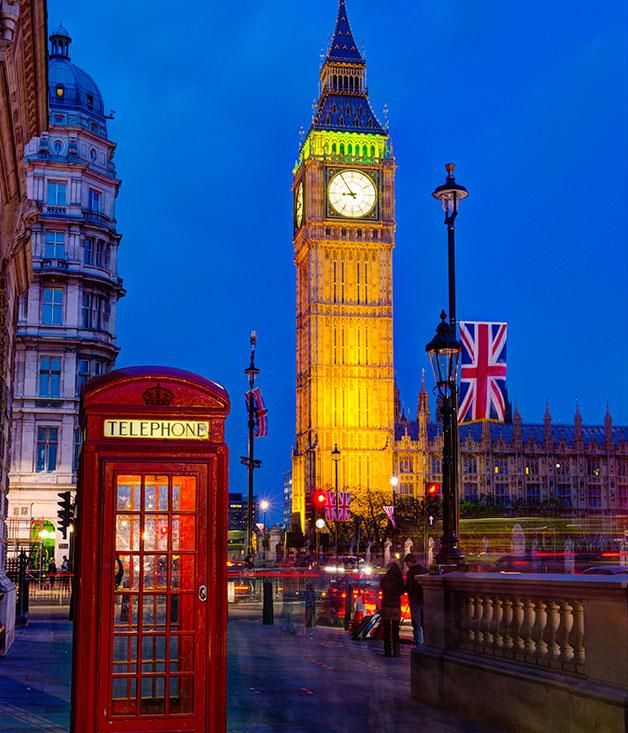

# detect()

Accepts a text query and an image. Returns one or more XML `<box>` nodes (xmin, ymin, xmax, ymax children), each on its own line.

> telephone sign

<box><xmin>71</xmin><ymin>367</ymin><xmax>230</xmax><ymax>733</ymax></box>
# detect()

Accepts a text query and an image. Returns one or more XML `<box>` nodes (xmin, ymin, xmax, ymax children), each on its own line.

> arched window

<box><xmin>323</xmin><ymin>142</ymin><xmax>329</xmax><ymax>154</ymax></box>
<box><xmin>333</xmin><ymin>75</ymin><xmax>338</xmax><ymax>90</ymax></box>
<box><xmin>332</xmin><ymin>103</ymin><xmax>337</xmax><ymax>113</ymax></box>
<box><xmin>331</xmin><ymin>142</ymin><xmax>337</xmax><ymax>154</ymax></box>
<box><xmin>350</xmin><ymin>76</ymin><xmax>354</xmax><ymax>92</ymax></box>
<box><xmin>339</xmin><ymin>117</ymin><xmax>345</xmax><ymax>127</ymax></box>
<box><xmin>367</xmin><ymin>119</ymin><xmax>373</xmax><ymax>128</ymax></box>
<box><xmin>354</xmin><ymin>117</ymin><xmax>360</xmax><ymax>127</ymax></box>
<box><xmin>347</xmin><ymin>143</ymin><xmax>352</xmax><ymax>156</ymax></box>
<box><xmin>339</xmin><ymin>143</ymin><xmax>345</xmax><ymax>155</ymax></box>
<box><xmin>370</xmin><ymin>144</ymin><xmax>375</xmax><ymax>157</ymax></box>
<box><xmin>326</xmin><ymin>115</ymin><xmax>331</xmax><ymax>125</ymax></box>
<box><xmin>363</xmin><ymin>144</ymin><xmax>368</xmax><ymax>157</ymax></box>
<box><xmin>345</xmin><ymin>104</ymin><xmax>351</xmax><ymax>114</ymax></box>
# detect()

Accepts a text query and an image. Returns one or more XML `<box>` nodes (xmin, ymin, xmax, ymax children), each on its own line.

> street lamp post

<box><xmin>426</xmin><ymin>163</ymin><xmax>468</xmax><ymax>569</ymax></box>
<box><xmin>260</xmin><ymin>499</ymin><xmax>269</xmax><ymax>559</ymax></box>
<box><xmin>331</xmin><ymin>443</ymin><xmax>341</xmax><ymax>560</ymax></box>
<box><xmin>243</xmin><ymin>330</ymin><xmax>261</xmax><ymax>559</ymax></box>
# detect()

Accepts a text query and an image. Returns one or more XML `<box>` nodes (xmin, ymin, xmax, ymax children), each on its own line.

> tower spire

<box><xmin>50</xmin><ymin>23</ymin><xmax>71</xmax><ymax>60</ymax></box>
<box><xmin>327</xmin><ymin>0</ymin><xmax>363</xmax><ymax>63</ymax></box>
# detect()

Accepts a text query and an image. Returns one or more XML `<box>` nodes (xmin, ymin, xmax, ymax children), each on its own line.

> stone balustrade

<box><xmin>411</xmin><ymin>573</ymin><xmax>628</xmax><ymax>733</ymax></box>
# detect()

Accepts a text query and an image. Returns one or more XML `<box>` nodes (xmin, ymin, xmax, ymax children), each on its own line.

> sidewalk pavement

<box><xmin>0</xmin><ymin>612</ymin><xmax>71</xmax><ymax>732</ymax></box>
<box><xmin>0</xmin><ymin>610</ymin><xmax>502</xmax><ymax>733</ymax></box>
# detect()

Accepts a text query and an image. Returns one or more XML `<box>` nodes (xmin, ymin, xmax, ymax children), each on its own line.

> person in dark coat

<box><xmin>405</xmin><ymin>553</ymin><xmax>428</xmax><ymax>645</ymax></box>
<box><xmin>304</xmin><ymin>582</ymin><xmax>315</xmax><ymax>638</ymax></box>
<box><xmin>380</xmin><ymin>561</ymin><xmax>404</xmax><ymax>657</ymax></box>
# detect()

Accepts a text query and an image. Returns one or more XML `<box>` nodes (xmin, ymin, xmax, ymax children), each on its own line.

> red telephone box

<box><xmin>71</xmin><ymin>367</ymin><xmax>230</xmax><ymax>733</ymax></box>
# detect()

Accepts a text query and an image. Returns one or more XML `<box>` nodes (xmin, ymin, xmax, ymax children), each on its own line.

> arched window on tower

<box><xmin>331</xmin><ymin>142</ymin><xmax>337</xmax><ymax>154</ymax></box>
<box><xmin>347</xmin><ymin>143</ymin><xmax>353</xmax><ymax>156</ymax></box>
<box><xmin>323</xmin><ymin>142</ymin><xmax>329</xmax><ymax>155</ymax></box>
<box><xmin>370</xmin><ymin>144</ymin><xmax>375</xmax><ymax>157</ymax></box>
<box><xmin>339</xmin><ymin>117</ymin><xmax>345</xmax><ymax>127</ymax></box>
<box><xmin>339</xmin><ymin>142</ymin><xmax>345</xmax><ymax>154</ymax></box>
<box><xmin>363</xmin><ymin>144</ymin><xmax>368</xmax><ymax>157</ymax></box>
<box><xmin>326</xmin><ymin>115</ymin><xmax>331</xmax><ymax>125</ymax></box>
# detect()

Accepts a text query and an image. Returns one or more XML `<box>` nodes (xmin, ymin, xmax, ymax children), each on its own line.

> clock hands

<box><xmin>340</xmin><ymin>174</ymin><xmax>356</xmax><ymax>198</ymax></box>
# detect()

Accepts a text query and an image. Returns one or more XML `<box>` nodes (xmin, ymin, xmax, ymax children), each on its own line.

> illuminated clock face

<box><xmin>295</xmin><ymin>181</ymin><xmax>304</xmax><ymax>227</ymax></box>
<box><xmin>328</xmin><ymin>170</ymin><xmax>377</xmax><ymax>218</ymax></box>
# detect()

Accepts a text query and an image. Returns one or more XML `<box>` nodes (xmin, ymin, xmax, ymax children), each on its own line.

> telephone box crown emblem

<box><xmin>143</xmin><ymin>382</ymin><xmax>173</xmax><ymax>406</ymax></box>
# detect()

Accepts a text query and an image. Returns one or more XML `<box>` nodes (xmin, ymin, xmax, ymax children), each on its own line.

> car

<box><xmin>581</xmin><ymin>565</ymin><xmax>628</xmax><ymax>575</ymax></box>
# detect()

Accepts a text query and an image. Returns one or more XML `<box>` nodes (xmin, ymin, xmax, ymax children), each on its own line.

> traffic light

<box><xmin>311</xmin><ymin>489</ymin><xmax>327</xmax><ymax>517</ymax></box>
<box><xmin>425</xmin><ymin>482</ymin><xmax>441</xmax><ymax>521</ymax></box>
<box><xmin>57</xmin><ymin>491</ymin><xmax>73</xmax><ymax>540</ymax></box>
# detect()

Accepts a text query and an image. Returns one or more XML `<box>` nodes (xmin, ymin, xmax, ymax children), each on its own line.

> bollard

<box><xmin>262</xmin><ymin>581</ymin><xmax>274</xmax><ymax>625</ymax></box>
<box><xmin>15</xmin><ymin>551</ymin><xmax>29</xmax><ymax>627</ymax></box>
<box><xmin>344</xmin><ymin>584</ymin><xmax>353</xmax><ymax>630</ymax></box>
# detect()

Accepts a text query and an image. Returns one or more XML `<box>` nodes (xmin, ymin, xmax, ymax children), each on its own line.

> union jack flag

<box><xmin>245</xmin><ymin>387</ymin><xmax>268</xmax><ymax>437</ymax></box>
<box><xmin>458</xmin><ymin>321</ymin><xmax>508</xmax><ymax>423</ymax></box>
<box><xmin>323</xmin><ymin>491</ymin><xmax>352</xmax><ymax>521</ymax></box>
<box><xmin>383</xmin><ymin>505</ymin><xmax>395</xmax><ymax>528</ymax></box>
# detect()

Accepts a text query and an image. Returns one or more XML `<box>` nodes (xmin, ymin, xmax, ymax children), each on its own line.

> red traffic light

<box><xmin>311</xmin><ymin>489</ymin><xmax>327</xmax><ymax>507</ymax></box>
<box><xmin>426</xmin><ymin>483</ymin><xmax>440</xmax><ymax>496</ymax></box>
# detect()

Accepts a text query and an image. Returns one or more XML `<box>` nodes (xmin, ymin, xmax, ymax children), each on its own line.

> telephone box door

<box><xmin>99</xmin><ymin>463</ymin><xmax>208</xmax><ymax>730</ymax></box>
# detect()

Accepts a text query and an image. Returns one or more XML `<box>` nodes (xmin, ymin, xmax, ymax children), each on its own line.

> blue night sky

<box><xmin>50</xmin><ymin>1</ymin><xmax>627</xmax><ymax>521</ymax></box>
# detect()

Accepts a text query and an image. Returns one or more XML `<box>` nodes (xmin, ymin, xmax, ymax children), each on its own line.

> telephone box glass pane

<box><xmin>169</xmin><ymin>675</ymin><xmax>194</xmax><ymax>714</ymax></box>
<box><xmin>114</xmin><ymin>594</ymin><xmax>138</xmax><ymax>630</ymax></box>
<box><xmin>172</xmin><ymin>516</ymin><xmax>195</xmax><ymax>550</ymax></box>
<box><xmin>172</xmin><ymin>476</ymin><xmax>195</xmax><ymax>511</ymax></box>
<box><xmin>142</xmin><ymin>594</ymin><xmax>168</xmax><ymax>630</ymax></box>
<box><xmin>117</xmin><ymin>476</ymin><xmax>140</xmax><ymax>511</ymax></box>
<box><xmin>115</xmin><ymin>555</ymin><xmax>140</xmax><ymax>591</ymax></box>
<box><xmin>144</xmin><ymin>476</ymin><xmax>168</xmax><ymax>512</ymax></box>
<box><xmin>144</xmin><ymin>516</ymin><xmax>169</xmax><ymax>551</ymax></box>
<box><xmin>116</xmin><ymin>515</ymin><xmax>140</xmax><ymax>551</ymax></box>
<box><xmin>111</xmin><ymin>473</ymin><xmax>199</xmax><ymax>720</ymax></box>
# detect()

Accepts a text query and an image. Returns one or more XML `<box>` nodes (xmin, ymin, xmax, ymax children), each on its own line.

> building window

<box><xmin>495</xmin><ymin>483</ymin><xmax>509</xmax><ymax>505</ymax></box>
<box><xmin>526</xmin><ymin>484</ymin><xmax>540</xmax><ymax>504</ymax></box>
<box><xmin>56</xmin><ymin>84</ymin><xmax>64</xmax><ymax>97</ymax></box>
<box><xmin>36</xmin><ymin>427</ymin><xmax>58</xmax><ymax>472</ymax></box>
<box><xmin>47</xmin><ymin>181</ymin><xmax>67</xmax><ymax>205</ymax></box>
<box><xmin>494</xmin><ymin>457</ymin><xmax>509</xmax><ymax>475</ymax></box>
<box><xmin>463</xmin><ymin>483</ymin><xmax>478</xmax><ymax>502</ymax></box>
<box><xmin>555</xmin><ymin>460</ymin><xmax>570</xmax><ymax>475</ymax></box>
<box><xmin>587</xmin><ymin>485</ymin><xmax>602</xmax><ymax>509</ymax></box>
<box><xmin>88</xmin><ymin>188</ymin><xmax>102</xmax><ymax>212</ymax></box>
<box><xmin>525</xmin><ymin>458</ymin><xmax>539</xmax><ymax>475</ymax></box>
<box><xmin>86</xmin><ymin>93</ymin><xmax>94</xmax><ymax>107</ymax></box>
<box><xmin>557</xmin><ymin>484</ymin><xmax>572</xmax><ymax>508</ymax></box>
<box><xmin>44</xmin><ymin>231</ymin><xmax>65</xmax><ymax>259</ymax></box>
<box><xmin>431</xmin><ymin>456</ymin><xmax>442</xmax><ymax>476</ymax></box>
<box><xmin>83</xmin><ymin>238</ymin><xmax>106</xmax><ymax>266</ymax></box>
<box><xmin>76</xmin><ymin>358</ymin><xmax>104</xmax><ymax>395</ymax></box>
<box><xmin>72</xmin><ymin>428</ymin><xmax>83</xmax><ymax>472</ymax></box>
<box><xmin>463</xmin><ymin>455</ymin><xmax>477</xmax><ymax>475</ymax></box>
<box><xmin>587</xmin><ymin>459</ymin><xmax>601</xmax><ymax>477</ymax></box>
<box><xmin>52</xmin><ymin>139</ymin><xmax>64</xmax><ymax>154</ymax></box>
<box><xmin>618</xmin><ymin>484</ymin><xmax>628</xmax><ymax>508</ymax></box>
<box><xmin>81</xmin><ymin>292</ymin><xmax>109</xmax><ymax>330</ymax></box>
<box><xmin>38</xmin><ymin>356</ymin><xmax>61</xmax><ymax>397</ymax></box>
<box><xmin>42</xmin><ymin>288</ymin><xmax>64</xmax><ymax>325</ymax></box>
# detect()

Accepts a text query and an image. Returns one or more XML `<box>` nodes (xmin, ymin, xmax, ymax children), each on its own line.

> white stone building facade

<box><xmin>8</xmin><ymin>25</ymin><xmax>123</xmax><ymax>565</ymax></box>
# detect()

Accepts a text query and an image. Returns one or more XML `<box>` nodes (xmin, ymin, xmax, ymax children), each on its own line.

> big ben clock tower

<box><xmin>292</xmin><ymin>0</ymin><xmax>395</xmax><ymax>529</ymax></box>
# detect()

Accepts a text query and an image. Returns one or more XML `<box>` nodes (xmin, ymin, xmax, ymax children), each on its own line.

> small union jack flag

<box><xmin>323</xmin><ymin>491</ymin><xmax>352</xmax><ymax>521</ymax></box>
<box><xmin>458</xmin><ymin>321</ymin><xmax>508</xmax><ymax>423</ymax></box>
<box><xmin>383</xmin><ymin>505</ymin><xmax>395</xmax><ymax>528</ymax></box>
<box><xmin>245</xmin><ymin>386</ymin><xmax>268</xmax><ymax>437</ymax></box>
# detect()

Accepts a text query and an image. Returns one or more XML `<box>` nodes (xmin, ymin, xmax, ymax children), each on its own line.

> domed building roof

<box><xmin>48</xmin><ymin>24</ymin><xmax>107</xmax><ymax>133</ymax></box>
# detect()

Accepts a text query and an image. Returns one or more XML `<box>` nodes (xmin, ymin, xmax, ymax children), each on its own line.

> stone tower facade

<box><xmin>291</xmin><ymin>0</ymin><xmax>395</xmax><ymax>529</ymax></box>
<box><xmin>8</xmin><ymin>25</ymin><xmax>124</xmax><ymax>563</ymax></box>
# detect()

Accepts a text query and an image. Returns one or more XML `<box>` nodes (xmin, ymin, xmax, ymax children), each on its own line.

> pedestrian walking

<box><xmin>47</xmin><ymin>558</ymin><xmax>57</xmax><ymax>588</ymax></box>
<box><xmin>304</xmin><ymin>582</ymin><xmax>315</xmax><ymax>638</ymax></box>
<box><xmin>380</xmin><ymin>561</ymin><xmax>404</xmax><ymax>657</ymax></box>
<box><xmin>405</xmin><ymin>553</ymin><xmax>427</xmax><ymax>646</ymax></box>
